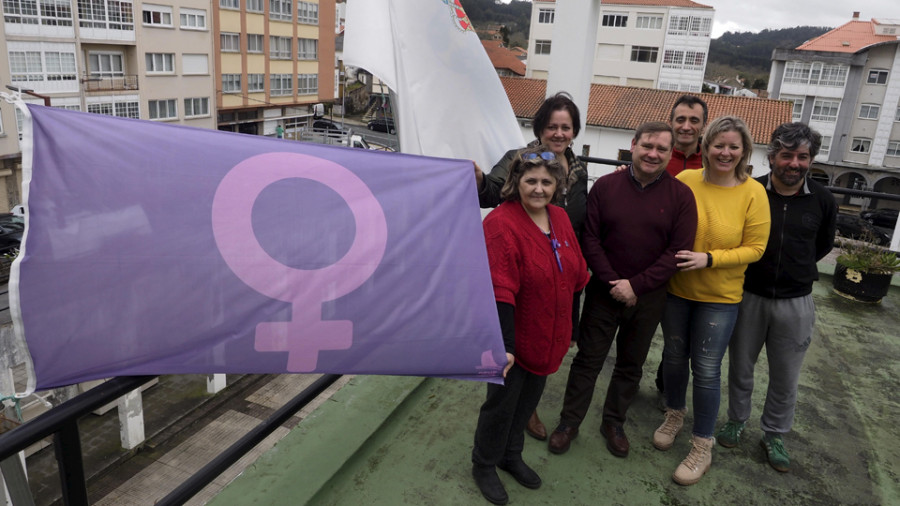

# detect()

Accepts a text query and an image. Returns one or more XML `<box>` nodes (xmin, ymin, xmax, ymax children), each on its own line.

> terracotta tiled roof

<box><xmin>481</xmin><ymin>40</ymin><xmax>526</xmax><ymax>76</ymax></box>
<box><xmin>797</xmin><ymin>20</ymin><xmax>898</xmax><ymax>53</ymax></box>
<box><xmin>534</xmin><ymin>0</ymin><xmax>711</xmax><ymax>8</ymax></box>
<box><xmin>500</xmin><ymin>77</ymin><xmax>791</xmax><ymax>145</ymax></box>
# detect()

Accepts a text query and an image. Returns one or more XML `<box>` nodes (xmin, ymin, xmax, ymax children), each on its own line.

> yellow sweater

<box><xmin>668</xmin><ymin>169</ymin><xmax>771</xmax><ymax>304</ymax></box>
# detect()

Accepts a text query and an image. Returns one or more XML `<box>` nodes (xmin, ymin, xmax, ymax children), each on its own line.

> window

<box><xmin>179</xmin><ymin>8</ymin><xmax>205</xmax><ymax>29</ymax></box>
<box><xmin>184</xmin><ymin>97</ymin><xmax>209</xmax><ymax>117</ymax></box>
<box><xmin>87</xmin><ymin>100</ymin><xmax>139</xmax><ymax>118</ymax></box>
<box><xmin>635</xmin><ymin>15</ymin><xmax>662</xmax><ymax>29</ymax></box>
<box><xmin>867</xmin><ymin>69</ymin><xmax>889</xmax><ymax>84</ymax></box>
<box><xmin>89</xmin><ymin>52</ymin><xmax>124</xmax><ymax>77</ymax></box>
<box><xmin>142</xmin><ymin>4</ymin><xmax>171</xmax><ymax>26</ymax></box>
<box><xmin>663</xmin><ymin>49</ymin><xmax>683</xmax><ymax>67</ymax></box>
<box><xmin>298</xmin><ymin>38</ymin><xmax>317</xmax><ymax>60</ymax></box>
<box><xmin>535</xmin><ymin>39</ymin><xmax>551</xmax><ymax>55</ymax></box>
<box><xmin>783</xmin><ymin>61</ymin><xmax>848</xmax><ymax>87</ymax></box>
<box><xmin>77</xmin><ymin>0</ymin><xmax>134</xmax><ymax>30</ymax></box>
<box><xmin>885</xmin><ymin>141</ymin><xmax>900</xmax><ymax>157</ymax></box>
<box><xmin>684</xmin><ymin>50</ymin><xmax>705</xmax><ymax>69</ymax></box>
<box><xmin>247</xmin><ymin>34</ymin><xmax>263</xmax><ymax>53</ymax></box>
<box><xmin>9</xmin><ymin>51</ymin><xmax>44</xmax><ymax>81</ymax></box>
<box><xmin>630</xmin><ymin>46</ymin><xmax>658</xmax><ymax>63</ymax></box>
<box><xmin>783</xmin><ymin>96</ymin><xmax>804</xmax><ymax>122</ymax></box>
<box><xmin>221</xmin><ymin>32</ymin><xmax>240</xmax><ymax>52</ymax></box>
<box><xmin>270</xmin><ymin>74</ymin><xmax>292</xmax><ymax>96</ymax></box>
<box><xmin>810</xmin><ymin>99</ymin><xmax>839</xmax><ymax>122</ymax></box>
<box><xmin>219</xmin><ymin>0</ymin><xmax>238</xmax><ymax>9</ymax></box>
<box><xmin>850</xmin><ymin>138</ymin><xmax>872</xmax><ymax>153</ymax></box>
<box><xmin>222</xmin><ymin>73</ymin><xmax>241</xmax><ymax>93</ymax></box>
<box><xmin>820</xmin><ymin>136</ymin><xmax>831</xmax><ymax>156</ymax></box>
<box><xmin>4</xmin><ymin>0</ymin><xmax>74</xmax><ymax>26</ymax></box>
<box><xmin>668</xmin><ymin>15</ymin><xmax>711</xmax><ymax>36</ymax></box>
<box><xmin>182</xmin><ymin>53</ymin><xmax>208</xmax><ymax>74</ymax></box>
<box><xmin>248</xmin><ymin>73</ymin><xmax>264</xmax><ymax>92</ymax></box>
<box><xmin>270</xmin><ymin>36</ymin><xmax>291</xmax><ymax>59</ymax></box>
<box><xmin>246</xmin><ymin>0</ymin><xmax>262</xmax><ymax>11</ymax></box>
<box><xmin>145</xmin><ymin>53</ymin><xmax>174</xmax><ymax>73</ymax></box>
<box><xmin>538</xmin><ymin>8</ymin><xmax>554</xmax><ymax>24</ymax></box>
<box><xmin>859</xmin><ymin>104</ymin><xmax>880</xmax><ymax>120</ymax></box>
<box><xmin>269</xmin><ymin>0</ymin><xmax>290</xmax><ymax>21</ymax></box>
<box><xmin>602</xmin><ymin>14</ymin><xmax>627</xmax><ymax>27</ymax></box>
<box><xmin>148</xmin><ymin>99</ymin><xmax>177</xmax><ymax>120</ymax></box>
<box><xmin>819</xmin><ymin>64</ymin><xmax>848</xmax><ymax>87</ymax></box>
<box><xmin>297</xmin><ymin>1</ymin><xmax>317</xmax><ymax>23</ymax></box>
<box><xmin>298</xmin><ymin>73</ymin><xmax>317</xmax><ymax>94</ymax></box>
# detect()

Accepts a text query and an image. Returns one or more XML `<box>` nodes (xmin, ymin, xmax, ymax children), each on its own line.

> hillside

<box><xmin>460</xmin><ymin>0</ymin><xmax>532</xmax><ymax>48</ymax></box>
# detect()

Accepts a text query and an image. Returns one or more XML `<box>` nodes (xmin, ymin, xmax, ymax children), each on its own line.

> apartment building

<box><xmin>526</xmin><ymin>0</ymin><xmax>713</xmax><ymax>92</ymax></box>
<box><xmin>213</xmin><ymin>0</ymin><xmax>335</xmax><ymax>136</ymax></box>
<box><xmin>768</xmin><ymin>13</ymin><xmax>900</xmax><ymax>208</ymax></box>
<box><xmin>0</xmin><ymin>0</ymin><xmax>217</xmax><ymax>210</ymax></box>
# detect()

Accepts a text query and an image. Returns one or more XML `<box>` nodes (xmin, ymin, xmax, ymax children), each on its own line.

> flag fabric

<box><xmin>343</xmin><ymin>0</ymin><xmax>525</xmax><ymax>171</ymax></box>
<box><xmin>9</xmin><ymin>104</ymin><xmax>507</xmax><ymax>392</ymax></box>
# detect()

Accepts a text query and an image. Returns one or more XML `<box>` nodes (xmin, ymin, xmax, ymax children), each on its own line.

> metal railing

<box><xmin>81</xmin><ymin>75</ymin><xmax>139</xmax><ymax>92</ymax></box>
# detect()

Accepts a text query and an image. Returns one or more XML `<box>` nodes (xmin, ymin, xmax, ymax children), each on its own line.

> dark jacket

<box><xmin>478</xmin><ymin>142</ymin><xmax>589</xmax><ymax>240</ymax></box>
<box><xmin>743</xmin><ymin>174</ymin><xmax>837</xmax><ymax>299</ymax></box>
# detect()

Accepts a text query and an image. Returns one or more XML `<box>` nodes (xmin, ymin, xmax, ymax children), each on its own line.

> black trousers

<box><xmin>559</xmin><ymin>285</ymin><xmax>667</xmax><ymax>427</ymax></box>
<box><xmin>472</xmin><ymin>363</ymin><xmax>547</xmax><ymax>466</ymax></box>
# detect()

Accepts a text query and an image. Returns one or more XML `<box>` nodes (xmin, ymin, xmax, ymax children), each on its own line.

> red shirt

<box><xmin>666</xmin><ymin>144</ymin><xmax>702</xmax><ymax>177</ymax></box>
<box><xmin>484</xmin><ymin>202</ymin><xmax>589</xmax><ymax>375</ymax></box>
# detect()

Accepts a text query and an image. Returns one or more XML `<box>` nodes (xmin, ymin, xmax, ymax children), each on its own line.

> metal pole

<box><xmin>54</xmin><ymin>422</ymin><xmax>87</xmax><ymax>506</ymax></box>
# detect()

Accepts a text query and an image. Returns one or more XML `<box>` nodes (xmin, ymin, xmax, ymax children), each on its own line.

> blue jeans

<box><xmin>662</xmin><ymin>294</ymin><xmax>739</xmax><ymax>438</ymax></box>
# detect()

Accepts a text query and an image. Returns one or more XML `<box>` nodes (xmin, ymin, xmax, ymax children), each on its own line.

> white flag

<box><xmin>344</xmin><ymin>0</ymin><xmax>525</xmax><ymax>170</ymax></box>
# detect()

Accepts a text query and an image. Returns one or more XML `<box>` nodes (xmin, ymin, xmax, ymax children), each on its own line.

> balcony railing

<box><xmin>81</xmin><ymin>75</ymin><xmax>139</xmax><ymax>92</ymax></box>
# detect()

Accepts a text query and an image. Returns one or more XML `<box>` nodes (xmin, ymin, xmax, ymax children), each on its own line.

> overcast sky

<box><xmin>498</xmin><ymin>0</ymin><xmax>899</xmax><ymax>38</ymax></box>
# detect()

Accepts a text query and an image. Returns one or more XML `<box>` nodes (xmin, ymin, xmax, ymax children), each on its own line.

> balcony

<box><xmin>81</xmin><ymin>75</ymin><xmax>139</xmax><ymax>93</ymax></box>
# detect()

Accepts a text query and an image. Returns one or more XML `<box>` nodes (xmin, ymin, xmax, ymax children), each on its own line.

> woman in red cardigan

<box><xmin>471</xmin><ymin>146</ymin><xmax>590</xmax><ymax>505</ymax></box>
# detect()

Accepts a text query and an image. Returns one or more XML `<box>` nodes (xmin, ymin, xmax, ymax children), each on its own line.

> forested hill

<box><xmin>710</xmin><ymin>26</ymin><xmax>832</xmax><ymax>73</ymax></box>
<box><xmin>460</xmin><ymin>0</ymin><xmax>532</xmax><ymax>48</ymax></box>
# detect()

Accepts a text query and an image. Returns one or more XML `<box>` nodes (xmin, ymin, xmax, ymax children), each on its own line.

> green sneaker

<box><xmin>716</xmin><ymin>420</ymin><xmax>745</xmax><ymax>448</ymax></box>
<box><xmin>760</xmin><ymin>433</ymin><xmax>790</xmax><ymax>472</ymax></box>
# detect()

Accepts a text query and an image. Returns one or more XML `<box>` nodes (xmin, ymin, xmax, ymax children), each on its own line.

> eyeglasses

<box><xmin>522</xmin><ymin>151</ymin><xmax>555</xmax><ymax>161</ymax></box>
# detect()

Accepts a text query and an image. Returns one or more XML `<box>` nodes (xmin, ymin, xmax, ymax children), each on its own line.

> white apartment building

<box><xmin>0</xmin><ymin>0</ymin><xmax>217</xmax><ymax>210</ymax></box>
<box><xmin>526</xmin><ymin>0</ymin><xmax>713</xmax><ymax>92</ymax></box>
<box><xmin>768</xmin><ymin>13</ymin><xmax>900</xmax><ymax>209</ymax></box>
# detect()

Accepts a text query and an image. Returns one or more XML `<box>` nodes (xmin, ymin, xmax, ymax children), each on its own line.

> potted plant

<box><xmin>833</xmin><ymin>233</ymin><xmax>900</xmax><ymax>303</ymax></box>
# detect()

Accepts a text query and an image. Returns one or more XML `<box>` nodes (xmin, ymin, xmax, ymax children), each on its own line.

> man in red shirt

<box><xmin>666</xmin><ymin>95</ymin><xmax>707</xmax><ymax>177</ymax></box>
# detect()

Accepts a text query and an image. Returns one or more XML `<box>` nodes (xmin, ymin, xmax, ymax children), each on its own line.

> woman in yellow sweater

<box><xmin>651</xmin><ymin>116</ymin><xmax>771</xmax><ymax>486</ymax></box>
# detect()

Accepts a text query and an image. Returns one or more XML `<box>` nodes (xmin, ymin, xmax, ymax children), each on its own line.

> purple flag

<box><xmin>10</xmin><ymin>105</ymin><xmax>505</xmax><ymax>391</ymax></box>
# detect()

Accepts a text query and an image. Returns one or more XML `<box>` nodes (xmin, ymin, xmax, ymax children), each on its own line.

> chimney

<box><xmin>853</xmin><ymin>12</ymin><xmax>860</xmax><ymax>20</ymax></box>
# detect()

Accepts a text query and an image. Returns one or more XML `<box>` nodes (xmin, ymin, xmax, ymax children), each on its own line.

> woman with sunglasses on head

<box><xmin>475</xmin><ymin>91</ymin><xmax>588</xmax><ymax>440</ymax></box>
<box><xmin>472</xmin><ymin>146</ymin><xmax>589</xmax><ymax>505</ymax></box>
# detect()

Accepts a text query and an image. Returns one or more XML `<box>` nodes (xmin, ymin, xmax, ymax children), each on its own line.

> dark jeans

<box><xmin>559</xmin><ymin>286</ymin><xmax>667</xmax><ymax>427</ymax></box>
<box><xmin>472</xmin><ymin>363</ymin><xmax>547</xmax><ymax>466</ymax></box>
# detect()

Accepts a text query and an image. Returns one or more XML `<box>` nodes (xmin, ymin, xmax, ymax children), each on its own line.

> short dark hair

<box><xmin>767</xmin><ymin>122</ymin><xmax>822</xmax><ymax>163</ymax></box>
<box><xmin>500</xmin><ymin>145</ymin><xmax>566</xmax><ymax>204</ymax></box>
<box><xmin>633</xmin><ymin>121</ymin><xmax>675</xmax><ymax>148</ymax></box>
<box><xmin>669</xmin><ymin>95</ymin><xmax>709</xmax><ymax>124</ymax></box>
<box><xmin>533</xmin><ymin>91</ymin><xmax>581</xmax><ymax>140</ymax></box>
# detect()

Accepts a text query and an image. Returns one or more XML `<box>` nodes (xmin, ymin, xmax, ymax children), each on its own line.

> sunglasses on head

<box><xmin>522</xmin><ymin>151</ymin><xmax>555</xmax><ymax>161</ymax></box>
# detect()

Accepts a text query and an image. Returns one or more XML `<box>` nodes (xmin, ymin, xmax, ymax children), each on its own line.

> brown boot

<box><xmin>525</xmin><ymin>411</ymin><xmax>547</xmax><ymax>441</ymax></box>
<box><xmin>672</xmin><ymin>435</ymin><xmax>714</xmax><ymax>486</ymax></box>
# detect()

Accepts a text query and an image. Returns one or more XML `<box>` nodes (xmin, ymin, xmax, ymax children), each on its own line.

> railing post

<box><xmin>206</xmin><ymin>374</ymin><xmax>226</xmax><ymax>394</ymax></box>
<box><xmin>53</xmin><ymin>422</ymin><xmax>87</xmax><ymax>506</ymax></box>
<box><xmin>117</xmin><ymin>389</ymin><xmax>144</xmax><ymax>450</ymax></box>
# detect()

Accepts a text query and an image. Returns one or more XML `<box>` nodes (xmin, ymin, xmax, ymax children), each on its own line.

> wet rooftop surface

<box><xmin>207</xmin><ymin>274</ymin><xmax>900</xmax><ymax>505</ymax></box>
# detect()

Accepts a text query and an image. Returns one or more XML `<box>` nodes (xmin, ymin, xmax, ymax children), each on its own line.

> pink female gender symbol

<box><xmin>211</xmin><ymin>152</ymin><xmax>388</xmax><ymax>372</ymax></box>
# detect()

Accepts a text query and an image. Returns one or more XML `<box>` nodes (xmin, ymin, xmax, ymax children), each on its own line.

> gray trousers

<box><xmin>726</xmin><ymin>292</ymin><xmax>815</xmax><ymax>434</ymax></box>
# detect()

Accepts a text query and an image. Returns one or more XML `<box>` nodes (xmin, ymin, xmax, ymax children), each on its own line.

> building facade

<box><xmin>213</xmin><ymin>0</ymin><xmax>335</xmax><ymax>136</ymax></box>
<box><xmin>768</xmin><ymin>13</ymin><xmax>900</xmax><ymax>210</ymax></box>
<box><xmin>526</xmin><ymin>0</ymin><xmax>713</xmax><ymax>92</ymax></box>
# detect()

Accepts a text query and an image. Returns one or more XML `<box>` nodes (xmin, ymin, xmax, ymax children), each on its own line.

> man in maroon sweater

<box><xmin>548</xmin><ymin>122</ymin><xmax>698</xmax><ymax>457</ymax></box>
<box><xmin>666</xmin><ymin>95</ymin><xmax>707</xmax><ymax>177</ymax></box>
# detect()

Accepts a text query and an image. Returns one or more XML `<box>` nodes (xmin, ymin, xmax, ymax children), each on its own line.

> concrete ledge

<box><xmin>207</xmin><ymin>374</ymin><xmax>427</xmax><ymax>505</ymax></box>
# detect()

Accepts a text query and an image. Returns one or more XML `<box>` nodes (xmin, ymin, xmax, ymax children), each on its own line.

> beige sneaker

<box><xmin>653</xmin><ymin>407</ymin><xmax>687</xmax><ymax>450</ymax></box>
<box><xmin>672</xmin><ymin>435</ymin><xmax>714</xmax><ymax>486</ymax></box>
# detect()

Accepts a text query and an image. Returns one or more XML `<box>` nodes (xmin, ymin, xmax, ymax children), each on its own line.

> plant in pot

<box><xmin>833</xmin><ymin>232</ymin><xmax>900</xmax><ymax>303</ymax></box>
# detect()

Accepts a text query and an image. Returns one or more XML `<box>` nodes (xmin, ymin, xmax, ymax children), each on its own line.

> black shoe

<box><xmin>498</xmin><ymin>457</ymin><xmax>542</xmax><ymax>489</ymax></box>
<box><xmin>472</xmin><ymin>464</ymin><xmax>509</xmax><ymax>505</ymax></box>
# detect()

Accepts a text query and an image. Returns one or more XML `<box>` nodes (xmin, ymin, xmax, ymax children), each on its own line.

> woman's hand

<box><xmin>502</xmin><ymin>353</ymin><xmax>515</xmax><ymax>378</ymax></box>
<box><xmin>614</xmin><ymin>164</ymin><xmax>628</xmax><ymax>172</ymax></box>
<box><xmin>675</xmin><ymin>250</ymin><xmax>708</xmax><ymax>271</ymax></box>
<box><xmin>474</xmin><ymin>161</ymin><xmax>484</xmax><ymax>188</ymax></box>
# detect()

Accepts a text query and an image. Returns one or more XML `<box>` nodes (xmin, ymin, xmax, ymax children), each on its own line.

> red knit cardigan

<box><xmin>483</xmin><ymin>201</ymin><xmax>589</xmax><ymax>375</ymax></box>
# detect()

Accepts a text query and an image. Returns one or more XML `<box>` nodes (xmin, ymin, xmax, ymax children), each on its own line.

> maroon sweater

<box><xmin>583</xmin><ymin>169</ymin><xmax>697</xmax><ymax>296</ymax></box>
<box><xmin>484</xmin><ymin>202</ymin><xmax>589</xmax><ymax>375</ymax></box>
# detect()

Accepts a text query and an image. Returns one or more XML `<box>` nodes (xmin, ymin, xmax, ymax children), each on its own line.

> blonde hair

<box><xmin>701</xmin><ymin>116</ymin><xmax>754</xmax><ymax>183</ymax></box>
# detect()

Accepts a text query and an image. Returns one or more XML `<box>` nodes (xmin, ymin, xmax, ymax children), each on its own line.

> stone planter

<box><xmin>833</xmin><ymin>262</ymin><xmax>893</xmax><ymax>303</ymax></box>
